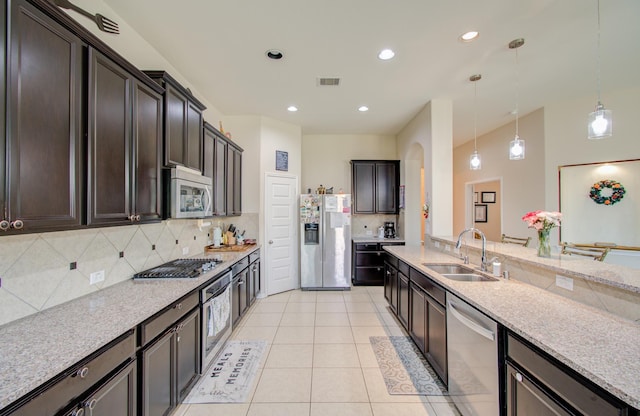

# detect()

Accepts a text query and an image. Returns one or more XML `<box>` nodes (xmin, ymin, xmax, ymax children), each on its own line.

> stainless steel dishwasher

<box><xmin>447</xmin><ymin>293</ymin><xmax>499</xmax><ymax>416</ymax></box>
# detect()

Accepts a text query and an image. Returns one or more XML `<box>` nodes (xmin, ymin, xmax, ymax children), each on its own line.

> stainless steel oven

<box><xmin>200</xmin><ymin>270</ymin><xmax>232</xmax><ymax>373</ymax></box>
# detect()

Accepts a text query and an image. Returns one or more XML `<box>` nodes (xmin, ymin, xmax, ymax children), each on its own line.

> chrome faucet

<box><xmin>455</xmin><ymin>228</ymin><xmax>488</xmax><ymax>272</ymax></box>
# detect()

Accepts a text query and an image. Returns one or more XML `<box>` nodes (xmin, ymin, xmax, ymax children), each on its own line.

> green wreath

<box><xmin>589</xmin><ymin>179</ymin><xmax>625</xmax><ymax>205</ymax></box>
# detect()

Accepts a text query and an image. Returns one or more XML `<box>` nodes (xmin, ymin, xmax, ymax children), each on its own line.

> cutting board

<box><xmin>204</xmin><ymin>243</ymin><xmax>256</xmax><ymax>253</ymax></box>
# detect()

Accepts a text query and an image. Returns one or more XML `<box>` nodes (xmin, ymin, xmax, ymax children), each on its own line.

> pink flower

<box><xmin>522</xmin><ymin>210</ymin><xmax>562</xmax><ymax>232</ymax></box>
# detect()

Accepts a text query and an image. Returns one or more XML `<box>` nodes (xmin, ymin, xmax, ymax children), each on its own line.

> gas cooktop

<box><xmin>133</xmin><ymin>258</ymin><xmax>222</xmax><ymax>279</ymax></box>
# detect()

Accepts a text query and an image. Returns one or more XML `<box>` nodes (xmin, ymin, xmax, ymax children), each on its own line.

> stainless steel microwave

<box><xmin>169</xmin><ymin>166</ymin><xmax>212</xmax><ymax>218</ymax></box>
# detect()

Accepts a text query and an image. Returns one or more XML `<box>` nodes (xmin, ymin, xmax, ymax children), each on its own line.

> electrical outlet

<box><xmin>182</xmin><ymin>246</ymin><xmax>189</xmax><ymax>255</ymax></box>
<box><xmin>90</xmin><ymin>270</ymin><xmax>105</xmax><ymax>285</ymax></box>
<box><xmin>434</xmin><ymin>241</ymin><xmax>440</xmax><ymax>248</ymax></box>
<box><xmin>444</xmin><ymin>244</ymin><xmax>451</xmax><ymax>252</ymax></box>
<box><xmin>555</xmin><ymin>275</ymin><xmax>574</xmax><ymax>291</ymax></box>
<box><xmin>365</xmin><ymin>230</ymin><xmax>372</xmax><ymax>236</ymax></box>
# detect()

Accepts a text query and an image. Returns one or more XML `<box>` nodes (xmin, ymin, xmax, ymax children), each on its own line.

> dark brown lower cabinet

<box><xmin>409</xmin><ymin>283</ymin><xmax>426</xmax><ymax>351</ymax></box>
<box><xmin>409</xmin><ymin>280</ymin><xmax>447</xmax><ymax>385</ymax></box>
<box><xmin>65</xmin><ymin>360</ymin><xmax>136</xmax><ymax>416</ymax></box>
<box><xmin>506</xmin><ymin>333</ymin><xmax>630</xmax><ymax>416</ymax></box>
<box><xmin>141</xmin><ymin>308</ymin><xmax>200</xmax><ymax>416</ymax></box>
<box><xmin>426</xmin><ymin>296</ymin><xmax>447</xmax><ymax>384</ymax></box>
<box><xmin>383</xmin><ymin>256</ymin><xmax>398</xmax><ymax>313</ymax></box>
<box><xmin>248</xmin><ymin>253</ymin><xmax>261</xmax><ymax>307</ymax></box>
<box><xmin>397</xmin><ymin>272</ymin><xmax>410</xmax><ymax>329</ymax></box>
<box><xmin>232</xmin><ymin>268</ymin><xmax>249</xmax><ymax>327</ymax></box>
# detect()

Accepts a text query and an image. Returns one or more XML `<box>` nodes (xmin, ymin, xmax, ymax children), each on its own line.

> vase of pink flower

<box><xmin>522</xmin><ymin>210</ymin><xmax>562</xmax><ymax>257</ymax></box>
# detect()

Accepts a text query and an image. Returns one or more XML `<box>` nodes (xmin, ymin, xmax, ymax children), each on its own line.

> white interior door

<box><xmin>264</xmin><ymin>173</ymin><xmax>299</xmax><ymax>295</ymax></box>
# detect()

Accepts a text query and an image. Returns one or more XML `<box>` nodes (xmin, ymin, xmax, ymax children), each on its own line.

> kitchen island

<box><xmin>384</xmin><ymin>244</ymin><xmax>640</xmax><ymax>411</ymax></box>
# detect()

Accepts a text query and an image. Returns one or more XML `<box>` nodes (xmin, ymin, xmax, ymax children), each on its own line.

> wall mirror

<box><xmin>559</xmin><ymin>159</ymin><xmax>640</xmax><ymax>268</ymax></box>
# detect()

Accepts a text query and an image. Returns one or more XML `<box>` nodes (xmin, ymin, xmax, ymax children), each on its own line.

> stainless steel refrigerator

<box><xmin>300</xmin><ymin>194</ymin><xmax>351</xmax><ymax>290</ymax></box>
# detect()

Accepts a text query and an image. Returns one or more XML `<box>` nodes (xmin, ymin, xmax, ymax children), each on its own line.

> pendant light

<box><xmin>469</xmin><ymin>74</ymin><xmax>482</xmax><ymax>170</ymax></box>
<box><xmin>508</xmin><ymin>38</ymin><xmax>525</xmax><ymax>160</ymax></box>
<box><xmin>588</xmin><ymin>0</ymin><xmax>612</xmax><ymax>139</ymax></box>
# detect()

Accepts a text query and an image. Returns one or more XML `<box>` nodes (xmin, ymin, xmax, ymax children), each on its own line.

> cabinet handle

<box><xmin>128</xmin><ymin>215</ymin><xmax>136</xmax><ymax>222</ymax></box>
<box><xmin>515</xmin><ymin>372</ymin><xmax>523</xmax><ymax>382</ymax></box>
<box><xmin>10</xmin><ymin>220</ymin><xmax>24</xmax><ymax>230</ymax></box>
<box><xmin>377</xmin><ymin>267</ymin><xmax>381</xmax><ymax>271</ymax></box>
<box><xmin>238</xmin><ymin>280</ymin><xmax>245</xmax><ymax>285</ymax></box>
<box><xmin>173</xmin><ymin>303</ymin><xmax>182</xmax><ymax>310</ymax></box>
<box><xmin>71</xmin><ymin>408</ymin><xmax>84</xmax><ymax>416</ymax></box>
<box><xmin>135</xmin><ymin>215</ymin><xmax>141</xmax><ymax>221</ymax></box>
<box><xmin>0</xmin><ymin>220</ymin><xmax>9</xmax><ymax>231</ymax></box>
<box><xmin>386</xmin><ymin>270</ymin><xmax>391</xmax><ymax>275</ymax></box>
<box><xmin>87</xmin><ymin>398</ymin><xmax>97</xmax><ymax>410</ymax></box>
<box><xmin>268</xmin><ymin>240</ymin><xmax>273</xmax><ymax>244</ymax></box>
<box><xmin>75</xmin><ymin>366</ymin><xmax>89</xmax><ymax>378</ymax></box>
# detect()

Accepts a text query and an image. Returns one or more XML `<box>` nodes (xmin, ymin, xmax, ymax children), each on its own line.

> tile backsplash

<box><xmin>0</xmin><ymin>213</ymin><xmax>258</xmax><ymax>327</ymax></box>
<box><xmin>351</xmin><ymin>214</ymin><xmax>399</xmax><ymax>237</ymax></box>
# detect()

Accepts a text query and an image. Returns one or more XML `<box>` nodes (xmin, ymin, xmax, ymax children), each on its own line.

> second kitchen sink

<box><xmin>423</xmin><ymin>263</ymin><xmax>498</xmax><ymax>282</ymax></box>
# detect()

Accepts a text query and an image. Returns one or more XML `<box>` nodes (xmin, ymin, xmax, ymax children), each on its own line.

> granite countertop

<box><xmin>430</xmin><ymin>235</ymin><xmax>640</xmax><ymax>294</ymax></box>
<box><xmin>352</xmin><ymin>236</ymin><xmax>405</xmax><ymax>243</ymax></box>
<box><xmin>385</xmin><ymin>245</ymin><xmax>640</xmax><ymax>410</ymax></box>
<box><xmin>0</xmin><ymin>246</ymin><xmax>260</xmax><ymax>411</ymax></box>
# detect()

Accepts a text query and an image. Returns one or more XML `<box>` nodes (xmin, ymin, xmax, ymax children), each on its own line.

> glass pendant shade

<box><xmin>469</xmin><ymin>150</ymin><xmax>481</xmax><ymax>170</ymax></box>
<box><xmin>509</xmin><ymin>136</ymin><xmax>525</xmax><ymax>160</ymax></box>
<box><xmin>588</xmin><ymin>102</ymin><xmax>612</xmax><ymax>139</ymax></box>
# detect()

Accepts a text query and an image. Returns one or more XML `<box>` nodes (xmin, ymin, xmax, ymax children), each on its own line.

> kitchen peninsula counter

<box><xmin>384</xmin><ymin>244</ymin><xmax>640</xmax><ymax>410</ymax></box>
<box><xmin>0</xmin><ymin>246</ymin><xmax>260</xmax><ymax>411</ymax></box>
<box><xmin>430</xmin><ymin>235</ymin><xmax>640</xmax><ymax>293</ymax></box>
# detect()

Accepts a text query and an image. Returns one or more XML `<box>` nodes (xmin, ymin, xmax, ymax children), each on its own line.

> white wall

<box><xmin>544</xmin><ymin>86</ymin><xmax>640</xmax><ymax>212</ymax></box>
<box><xmin>397</xmin><ymin>100</ymin><xmax>453</xmax><ymax>245</ymax></box>
<box><xmin>66</xmin><ymin>0</ymin><xmax>224</xmax><ymax>124</ymax></box>
<box><xmin>301</xmin><ymin>134</ymin><xmax>397</xmax><ymax>194</ymax></box>
<box><xmin>453</xmin><ymin>108</ymin><xmax>546</xmax><ymax>242</ymax></box>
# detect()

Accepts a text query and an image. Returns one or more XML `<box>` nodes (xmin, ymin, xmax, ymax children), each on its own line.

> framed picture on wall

<box><xmin>275</xmin><ymin>150</ymin><xmax>288</xmax><ymax>171</ymax></box>
<box><xmin>481</xmin><ymin>191</ymin><xmax>496</xmax><ymax>203</ymax></box>
<box><xmin>474</xmin><ymin>204</ymin><xmax>488</xmax><ymax>223</ymax></box>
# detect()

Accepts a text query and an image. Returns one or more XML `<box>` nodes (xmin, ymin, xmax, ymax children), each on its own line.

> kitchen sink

<box><xmin>423</xmin><ymin>263</ymin><xmax>498</xmax><ymax>282</ymax></box>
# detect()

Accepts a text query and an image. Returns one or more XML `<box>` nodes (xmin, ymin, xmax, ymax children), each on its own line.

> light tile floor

<box><xmin>176</xmin><ymin>286</ymin><xmax>461</xmax><ymax>416</ymax></box>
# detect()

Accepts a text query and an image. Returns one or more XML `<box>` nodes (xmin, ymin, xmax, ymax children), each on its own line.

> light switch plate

<box><xmin>182</xmin><ymin>247</ymin><xmax>189</xmax><ymax>255</ymax></box>
<box><xmin>555</xmin><ymin>275</ymin><xmax>574</xmax><ymax>291</ymax></box>
<box><xmin>90</xmin><ymin>270</ymin><xmax>105</xmax><ymax>285</ymax></box>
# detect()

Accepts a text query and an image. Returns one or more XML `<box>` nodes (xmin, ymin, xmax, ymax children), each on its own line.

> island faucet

<box><xmin>455</xmin><ymin>228</ymin><xmax>489</xmax><ymax>272</ymax></box>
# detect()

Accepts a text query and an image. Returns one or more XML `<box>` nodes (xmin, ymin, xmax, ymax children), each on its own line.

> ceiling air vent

<box><xmin>317</xmin><ymin>77</ymin><xmax>340</xmax><ymax>86</ymax></box>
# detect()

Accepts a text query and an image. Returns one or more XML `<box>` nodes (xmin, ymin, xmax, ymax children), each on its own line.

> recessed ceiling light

<box><xmin>459</xmin><ymin>31</ymin><xmax>479</xmax><ymax>42</ymax></box>
<box><xmin>287</xmin><ymin>106</ymin><xmax>298</xmax><ymax>112</ymax></box>
<box><xmin>358</xmin><ymin>106</ymin><xmax>369</xmax><ymax>112</ymax></box>
<box><xmin>378</xmin><ymin>49</ymin><xmax>395</xmax><ymax>60</ymax></box>
<box><xmin>266</xmin><ymin>49</ymin><xmax>284</xmax><ymax>60</ymax></box>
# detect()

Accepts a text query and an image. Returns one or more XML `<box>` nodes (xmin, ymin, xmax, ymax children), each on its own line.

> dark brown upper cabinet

<box><xmin>227</xmin><ymin>142</ymin><xmax>242</xmax><ymax>216</ymax></box>
<box><xmin>88</xmin><ymin>48</ymin><xmax>163</xmax><ymax>226</ymax></box>
<box><xmin>1</xmin><ymin>0</ymin><xmax>84</xmax><ymax>234</ymax></box>
<box><xmin>351</xmin><ymin>160</ymin><xmax>400</xmax><ymax>214</ymax></box>
<box><xmin>143</xmin><ymin>71</ymin><xmax>206</xmax><ymax>172</ymax></box>
<box><xmin>202</xmin><ymin>122</ymin><xmax>242</xmax><ymax>217</ymax></box>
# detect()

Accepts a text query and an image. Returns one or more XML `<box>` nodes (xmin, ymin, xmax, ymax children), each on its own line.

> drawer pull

<box><xmin>70</xmin><ymin>408</ymin><xmax>84</xmax><ymax>416</ymax></box>
<box><xmin>87</xmin><ymin>398</ymin><xmax>98</xmax><ymax>410</ymax></box>
<box><xmin>173</xmin><ymin>303</ymin><xmax>183</xmax><ymax>310</ymax></box>
<box><xmin>515</xmin><ymin>372</ymin><xmax>523</xmax><ymax>382</ymax></box>
<box><xmin>11</xmin><ymin>219</ymin><xmax>24</xmax><ymax>230</ymax></box>
<box><xmin>0</xmin><ymin>220</ymin><xmax>9</xmax><ymax>231</ymax></box>
<box><xmin>76</xmin><ymin>366</ymin><xmax>89</xmax><ymax>378</ymax></box>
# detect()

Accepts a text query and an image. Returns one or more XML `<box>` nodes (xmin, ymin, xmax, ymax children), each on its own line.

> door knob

<box><xmin>10</xmin><ymin>219</ymin><xmax>24</xmax><ymax>229</ymax></box>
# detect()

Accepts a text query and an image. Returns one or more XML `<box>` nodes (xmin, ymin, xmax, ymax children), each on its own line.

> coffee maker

<box><xmin>384</xmin><ymin>221</ymin><xmax>396</xmax><ymax>239</ymax></box>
